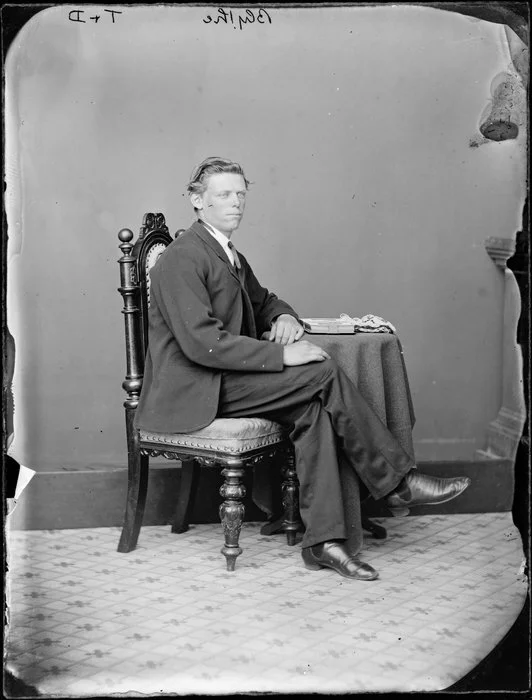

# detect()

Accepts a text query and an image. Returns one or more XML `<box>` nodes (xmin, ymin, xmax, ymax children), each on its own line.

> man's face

<box><xmin>191</xmin><ymin>172</ymin><xmax>247</xmax><ymax>236</ymax></box>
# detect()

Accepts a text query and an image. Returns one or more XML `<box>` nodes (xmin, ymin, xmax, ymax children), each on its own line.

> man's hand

<box><xmin>269</xmin><ymin>314</ymin><xmax>304</xmax><ymax>345</ymax></box>
<box><xmin>283</xmin><ymin>340</ymin><xmax>331</xmax><ymax>366</ymax></box>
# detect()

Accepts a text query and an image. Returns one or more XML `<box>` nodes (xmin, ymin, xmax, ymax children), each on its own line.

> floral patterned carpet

<box><xmin>5</xmin><ymin>512</ymin><xmax>528</xmax><ymax>695</ymax></box>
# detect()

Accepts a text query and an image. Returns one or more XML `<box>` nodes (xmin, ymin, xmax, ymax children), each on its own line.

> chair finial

<box><xmin>118</xmin><ymin>228</ymin><xmax>134</xmax><ymax>243</ymax></box>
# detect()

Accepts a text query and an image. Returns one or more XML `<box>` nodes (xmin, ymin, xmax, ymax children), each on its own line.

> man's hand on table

<box><xmin>268</xmin><ymin>314</ymin><xmax>305</xmax><ymax>345</ymax></box>
<box><xmin>266</xmin><ymin>314</ymin><xmax>330</xmax><ymax>365</ymax></box>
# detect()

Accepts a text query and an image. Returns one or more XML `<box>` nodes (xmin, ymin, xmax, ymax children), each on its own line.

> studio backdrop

<box><xmin>5</xmin><ymin>4</ymin><xmax>527</xmax><ymax>473</ymax></box>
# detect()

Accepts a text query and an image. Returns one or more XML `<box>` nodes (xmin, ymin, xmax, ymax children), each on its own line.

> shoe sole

<box><xmin>388</xmin><ymin>480</ymin><xmax>471</xmax><ymax>515</ymax></box>
<box><xmin>389</xmin><ymin>506</ymin><xmax>410</xmax><ymax>517</ymax></box>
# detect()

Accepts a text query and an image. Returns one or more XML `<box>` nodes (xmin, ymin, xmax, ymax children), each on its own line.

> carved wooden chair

<box><xmin>116</xmin><ymin>213</ymin><xmax>302</xmax><ymax>571</ymax></box>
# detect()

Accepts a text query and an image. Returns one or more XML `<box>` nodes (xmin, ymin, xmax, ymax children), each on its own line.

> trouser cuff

<box><xmin>301</xmin><ymin>527</ymin><xmax>347</xmax><ymax>549</ymax></box>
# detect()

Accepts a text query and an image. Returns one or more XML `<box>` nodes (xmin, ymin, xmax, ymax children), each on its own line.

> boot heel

<box><xmin>303</xmin><ymin>561</ymin><xmax>323</xmax><ymax>571</ymax></box>
<box><xmin>389</xmin><ymin>506</ymin><xmax>410</xmax><ymax>517</ymax></box>
<box><xmin>301</xmin><ymin>550</ymin><xmax>324</xmax><ymax>571</ymax></box>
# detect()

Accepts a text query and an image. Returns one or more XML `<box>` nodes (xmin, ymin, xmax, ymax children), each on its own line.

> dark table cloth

<box><xmin>311</xmin><ymin>332</ymin><xmax>416</xmax><ymax>457</ymax></box>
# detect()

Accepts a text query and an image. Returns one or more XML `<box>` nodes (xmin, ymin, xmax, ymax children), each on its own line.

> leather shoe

<box><xmin>385</xmin><ymin>470</ymin><xmax>471</xmax><ymax>516</ymax></box>
<box><xmin>302</xmin><ymin>541</ymin><xmax>379</xmax><ymax>580</ymax></box>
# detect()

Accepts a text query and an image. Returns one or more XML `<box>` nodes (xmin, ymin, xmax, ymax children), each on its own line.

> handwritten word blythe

<box><xmin>203</xmin><ymin>8</ymin><xmax>272</xmax><ymax>30</ymax></box>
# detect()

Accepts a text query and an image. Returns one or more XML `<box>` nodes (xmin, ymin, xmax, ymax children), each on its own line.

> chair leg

<box><xmin>219</xmin><ymin>464</ymin><xmax>246</xmax><ymax>571</ymax></box>
<box><xmin>171</xmin><ymin>458</ymin><xmax>199</xmax><ymax>533</ymax></box>
<box><xmin>281</xmin><ymin>448</ymin><xmax>303</xmax><ymax>546</ymax></box>
<box><xmin>117</xmin><ymin>427</ymin><xmax>149</xmax><ymax>553</ymax></box>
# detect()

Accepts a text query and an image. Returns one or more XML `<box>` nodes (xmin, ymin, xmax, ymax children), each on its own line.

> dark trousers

<box><xmin>218</xmin><ymin>359</ymin><xmax>414</xmax><ymax>548</ymax></box>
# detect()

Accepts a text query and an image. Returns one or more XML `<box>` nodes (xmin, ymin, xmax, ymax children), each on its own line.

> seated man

<box><xmin>135</xmin><ymin>156</ymin><xmax>470</xmax><ymax>581</ymax></box>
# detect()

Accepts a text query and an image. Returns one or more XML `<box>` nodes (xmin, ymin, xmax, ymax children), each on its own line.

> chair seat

<box><xmin>140</xmin><ymin>417</ymin><xmax>287</xmax><ymax>454</ymax></box>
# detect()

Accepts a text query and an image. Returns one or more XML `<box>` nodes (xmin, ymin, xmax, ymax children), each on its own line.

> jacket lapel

<box><xmin>191</xmin><ymin>221</ymin><xmax>240</xmax><ymax>284</ymax></box>
<box><xmin>190</xmin><ymin>221</ymin><xmax>257</xmax><ymax>339</ymax></box>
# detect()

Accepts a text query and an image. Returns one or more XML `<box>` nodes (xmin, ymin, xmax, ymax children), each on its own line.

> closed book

<box><xmin>301</xmin><ymin>318</ymin><xmax>356</xmax><ymax>334</ymax></box>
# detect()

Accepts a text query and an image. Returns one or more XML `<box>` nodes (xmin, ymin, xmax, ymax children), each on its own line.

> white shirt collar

<box><xmin>200</xmin><ymin>220</ymin><xmax>235</xmax><ymax>266</ymax></box>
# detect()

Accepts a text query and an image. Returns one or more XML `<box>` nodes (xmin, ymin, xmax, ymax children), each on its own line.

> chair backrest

<box><xmin>117</xmin><ymin>212</ymin><xmax>173</xmax><ymax>410</ymax></box>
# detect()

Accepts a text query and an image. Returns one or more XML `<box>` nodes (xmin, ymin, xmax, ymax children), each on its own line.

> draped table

<box><xmin>256</xmin><ymin>332</ymin><xmax>416</xmax><ymax>555</ymax></box>
<box><xmin>310</xmin><ymin>332</ymin><xmax>416</xmax><ymax>457</ymax></box>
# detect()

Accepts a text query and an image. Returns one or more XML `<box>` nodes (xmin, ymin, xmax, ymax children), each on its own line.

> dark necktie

<box><xmin>228</xmin><ymin>241</ymin><xmax>254</xmax><ymax>337</ymax></box>
<box><xmin>227</xmin><ymin>241</ymin><xmax>241</xmax><ymax>270</ymax></box>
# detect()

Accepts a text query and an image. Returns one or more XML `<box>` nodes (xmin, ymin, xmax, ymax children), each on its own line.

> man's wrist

<box><xmin>272</xmin><ymin>313</ymin><xmax>300</xmax><ymax>323</ymax></box>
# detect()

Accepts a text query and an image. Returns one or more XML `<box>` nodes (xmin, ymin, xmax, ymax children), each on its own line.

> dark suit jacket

<box><xmin>134</xmin><ymin>221</ymin><xmax>299</xmax><ymax>433</ymax></box>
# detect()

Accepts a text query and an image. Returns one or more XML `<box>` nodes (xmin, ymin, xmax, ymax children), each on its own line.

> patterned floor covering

<box><xmin>5</xmin><ymin>512</ymin><xmax>528</xmax><ymax>695</ymax></box>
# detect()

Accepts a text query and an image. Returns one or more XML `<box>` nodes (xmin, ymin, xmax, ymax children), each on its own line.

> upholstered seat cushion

<box><xmin>139</xmin><ymin>417</ymin><xmax>287</xmax><ymax>454</ymax></box>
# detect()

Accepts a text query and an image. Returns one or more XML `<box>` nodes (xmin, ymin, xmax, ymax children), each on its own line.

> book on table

<box><xmin>301</xmin><ymin>314</ymin><xmax>396</xmax><ymax>334</ymax></box>
<box><xmin>301</xmin><ymin>318</ymin><xmax>356</xmax><ymax>334</ymax></box>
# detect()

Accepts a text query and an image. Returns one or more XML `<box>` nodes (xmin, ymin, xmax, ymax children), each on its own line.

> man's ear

<box><xmin>190</xmin><ymin>192</ymin><xmax>203</xmax><ymax>210</ymax></box>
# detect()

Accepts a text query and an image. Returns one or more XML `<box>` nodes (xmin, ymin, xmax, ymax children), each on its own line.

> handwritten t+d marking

<box><xmin>68</xmin><ymin>9</ymin><xmax>122</xmax><ymax>23</ymax></box>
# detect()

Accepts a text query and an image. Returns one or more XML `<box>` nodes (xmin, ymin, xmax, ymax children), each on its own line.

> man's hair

<box><xmin>187</xmin><ymin>157</ymin><xmax>251</xmax><ymax>198</ymax></box>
